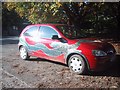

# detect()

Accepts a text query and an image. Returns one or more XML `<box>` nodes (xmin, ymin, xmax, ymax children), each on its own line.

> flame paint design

<box><xmin>19</xmin><ymin>37</ymin><xmax>90</xmax><ymax>57</ymax></box>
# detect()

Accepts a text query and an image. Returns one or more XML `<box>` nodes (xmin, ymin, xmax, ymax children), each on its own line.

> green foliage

<box><xmin>2</xmin><ymin>2</ymin><xmax>120</xmax><ymax>39</ymax></box>
<box><xmin>3</xmin><ymin>2</ymin><xmax>64</xmax><ymax>24</ymax></box>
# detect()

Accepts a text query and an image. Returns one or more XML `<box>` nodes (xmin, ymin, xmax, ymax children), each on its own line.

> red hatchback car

<box><xmin>18</xmin><ymin>24</ymin><xmax>116</xmax><ymax>74</ymax></box>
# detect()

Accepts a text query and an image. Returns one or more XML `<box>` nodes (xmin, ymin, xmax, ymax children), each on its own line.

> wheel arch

<box><xmin>19</xmin><ymin>45</ymin><xmax>23</xmax><ymax>50</ymax></box>
<box><xmin>66</xmin><ymin>52</ymin><xmax>90</xmax><ymax>70</ymax></box>
<box><xmin>18</xmin><ymin>45</ymin><xmax>29</xmax><ymax>53</ymax></box>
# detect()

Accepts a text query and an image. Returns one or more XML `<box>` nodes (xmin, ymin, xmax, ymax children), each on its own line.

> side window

<box><xmin>39</xmin><ymin>26</ymin><xmax>58</xmax><ymax>39</ymax></box>
<box><xmin>24</xmin><ymin>26</ymin><xmax>39</xmax><ymax>37</ymax></box>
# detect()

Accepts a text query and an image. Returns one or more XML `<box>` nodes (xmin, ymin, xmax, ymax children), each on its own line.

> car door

<box><xmin>37</xmin><ymin>26</ymin><xmax>66</xmax><ymax>62</ymax></box>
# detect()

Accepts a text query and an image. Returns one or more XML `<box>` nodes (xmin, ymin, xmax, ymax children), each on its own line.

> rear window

<box><xmin>23</xmin><ymin>26</ymin><xmax>39</xmax><ymax>37</ymax></box>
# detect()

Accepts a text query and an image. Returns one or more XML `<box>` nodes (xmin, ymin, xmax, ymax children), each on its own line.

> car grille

<box><xmin>106</xmin><ymin>48</ymin><xmax>116</xmax><ymax>62</ymax></box>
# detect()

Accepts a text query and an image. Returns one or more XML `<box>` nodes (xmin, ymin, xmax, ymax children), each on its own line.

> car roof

<box><xmin>27</xmin><ymin>24</ymin><xmax>66</xmax><ymax>27</ymax></box>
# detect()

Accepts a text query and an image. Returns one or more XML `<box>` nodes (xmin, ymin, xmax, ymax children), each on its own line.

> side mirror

<box><xmin>52</xmin><ymin>35</ymin><xmax>68</xmax><ymax>43</ymax></box>
<box><xmin>52</xmin><ymin>35</ymin><xmax>59</xmax><ymax>40</ymax></box>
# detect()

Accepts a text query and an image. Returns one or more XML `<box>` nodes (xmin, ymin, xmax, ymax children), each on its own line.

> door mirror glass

<box><xmin>52</xmin><ymin>35</ymin><xmax>59</xmax><ymax>40</ymax></box>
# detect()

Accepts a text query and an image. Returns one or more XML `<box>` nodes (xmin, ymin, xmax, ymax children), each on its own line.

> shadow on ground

<box><xmin>27</xmin><ymin>57</ymin><xmax>68</xmax><ymax>67</ymax></box>
<box><xmin>26</xmin><ymin>55</ymin><xmax>120</xmax><ymax>77</ymax></box>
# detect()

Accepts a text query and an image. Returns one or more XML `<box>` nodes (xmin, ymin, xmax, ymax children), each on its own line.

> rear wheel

<box><xmin>68</xmin><ymin>54</ymin><xmax>87</xmax><ymax>74</ymax></box>
<box><xmin>19</xmin><ymin>46</ymin><xmax>30</xmax><ymax>60</ymax></box>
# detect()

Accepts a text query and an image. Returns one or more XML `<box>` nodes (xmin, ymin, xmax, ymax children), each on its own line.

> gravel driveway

<box><xmin>1</xmin><ymin>36</ymin><xmax>120</xmax><ymax>88</ymax></box>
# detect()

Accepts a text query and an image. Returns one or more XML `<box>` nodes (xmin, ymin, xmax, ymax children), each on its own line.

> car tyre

<box><xmin>68</xmin><ymin>54</ymin><xmax>87</xmax><ymax>75</ymax></box>
<box><xmin>19</xmin><ymin>46</ymin><xmax>30</xmax><ymax>60</ymax></box>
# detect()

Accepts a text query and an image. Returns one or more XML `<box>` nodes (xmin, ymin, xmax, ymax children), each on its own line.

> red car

<box><xmin>18</xmin><ymin>24</ymin><xmax>116</xmax><ymax>74</ymax></box>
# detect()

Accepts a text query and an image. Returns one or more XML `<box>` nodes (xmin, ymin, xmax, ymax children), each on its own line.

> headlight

<box><xmin>92</xmin><ymin>50</ymin><xmax>107</xmax><ymax>56</ymax></box>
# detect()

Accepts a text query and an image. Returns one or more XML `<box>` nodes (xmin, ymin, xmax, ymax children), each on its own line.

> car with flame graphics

<box><xmin>18</xmin><ymin>24</ymin><xmax>116</xmax><ymax>74</ymax></box>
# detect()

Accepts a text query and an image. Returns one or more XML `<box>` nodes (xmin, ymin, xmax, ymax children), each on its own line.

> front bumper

<box><xmin>91</xmin><ymin>54</ymin><xmax>116</xmax><ymax>71</ymax></box>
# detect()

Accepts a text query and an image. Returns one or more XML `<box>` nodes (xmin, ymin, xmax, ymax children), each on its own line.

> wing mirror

<box><xmin>52</xmin><ymin>35</ymin><xmax>59</xmax><ymax>40</ymax></box>
<box><xmin>52</xmin><ymin>35</ymin><xmax>68</xmax><ymax>43</ymax></box>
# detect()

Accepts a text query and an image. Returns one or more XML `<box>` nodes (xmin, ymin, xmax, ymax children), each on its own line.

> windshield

<box><xmin>56</xmin><ymin>25</ymin><xmax>82</xmax><ymax>39</ymax></box>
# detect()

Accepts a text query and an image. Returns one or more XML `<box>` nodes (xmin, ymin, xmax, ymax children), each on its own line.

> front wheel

<box><xmin>19</xmin><ymin>46</ymin><xmax>30</xmax><ymax>60</ymax></box>
<box><xmin>68</xmin><ymin>54</ymin><xmax>87</xmax><ymax>74</ymax></box>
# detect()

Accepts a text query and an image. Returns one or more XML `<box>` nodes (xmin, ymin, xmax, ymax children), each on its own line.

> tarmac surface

<box><xmin>1</xmin><ymin>36</ymin><xmax>120</xmax><ymax>88</ymax></box>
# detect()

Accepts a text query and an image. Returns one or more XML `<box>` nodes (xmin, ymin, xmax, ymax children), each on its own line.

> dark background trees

<box><xmin>2</xmin><ymin>2</ymin><xmax>120</xmax><ymax>40</ymax></box>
